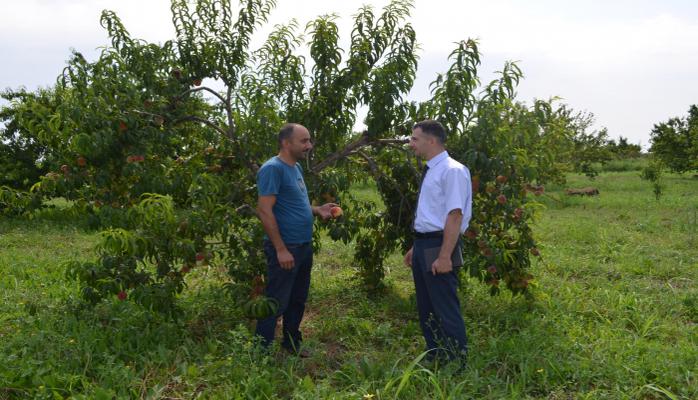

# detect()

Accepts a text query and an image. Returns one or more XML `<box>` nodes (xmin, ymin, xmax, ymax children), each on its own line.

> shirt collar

<box><xmin>426</xmin><ymin>151</ymin><xmax>449</xmax><ymax>169</ymax></box>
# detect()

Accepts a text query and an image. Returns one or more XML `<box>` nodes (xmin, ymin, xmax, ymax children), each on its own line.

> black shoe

<box><xmin>283</xmin><ymin>344</ymin><xmax>311</xmax><ymax>358</ymax></box>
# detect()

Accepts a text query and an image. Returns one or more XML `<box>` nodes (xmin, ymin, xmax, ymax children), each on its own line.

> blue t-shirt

<box><xmin>257</xmin><ymin>156</ymin><xmax>313</xmax><ymax>244</ymax></box>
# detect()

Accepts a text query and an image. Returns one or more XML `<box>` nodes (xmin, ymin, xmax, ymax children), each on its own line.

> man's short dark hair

<box><xmin>413</xmin><ymin>120</ymin><xmax>446</xmax><ymax>144</ymax></box>
<box><xmin>278</xmin><ymin>123</ymin><xmax>297</xmax><ymax>147</ymax></box>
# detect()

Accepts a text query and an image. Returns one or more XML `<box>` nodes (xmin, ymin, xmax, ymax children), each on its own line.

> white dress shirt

<box><xmin>414</xmin><ymin>151</ymin><xmax>472</xmax><ymax>234</ymax></box>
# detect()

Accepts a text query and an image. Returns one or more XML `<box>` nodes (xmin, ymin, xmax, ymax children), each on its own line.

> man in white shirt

<box><xmin>403</xmin><ymin>120</ymin><xmax>472</xmax><ymax>365</ymax></box>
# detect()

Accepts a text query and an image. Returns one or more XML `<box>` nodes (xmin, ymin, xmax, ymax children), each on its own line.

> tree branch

<box><xmin>226</xmin><ymin>86</ymin><xmax>235</xmax><ymax>140</ymax></box>
<box><xmin>180</xmin><ymin>86</ymin><xmax>228</xmax><ymax>108</ymax></box>
<box><xmin>174</xmin><ymin>115</ymin><xmax>229</xmax><ymax>138</ymax></box>
<box><xmin>310</xmin><ymin>134</ymin><xmax>408</xmax><ymax>174</ymax></box>
<box><xmin>310</xmin><ymin>133</ymin><xmax>371</xmax><ymax>174</ymax></box>
<box><xmin>180</xmin><ymin>86</ymin><xmax>236</xmax><ymax>140</ymax></box>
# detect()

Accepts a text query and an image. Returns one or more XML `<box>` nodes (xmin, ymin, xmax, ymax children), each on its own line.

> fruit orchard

<box><xmin>1</xmin><ymin>0</ymin><xmax>595</xmax><ymax>314</ymax></box>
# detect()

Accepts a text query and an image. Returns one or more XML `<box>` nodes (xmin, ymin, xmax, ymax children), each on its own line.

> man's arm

<box><xmin>432</xmin><ymin>209</ymin><xmax>462</xmax><ymax>275</ymax></box>
<box><xmin>257</xmin><ymin>195</ymin><xmax>294</xmax><ymax>269</ymax></box>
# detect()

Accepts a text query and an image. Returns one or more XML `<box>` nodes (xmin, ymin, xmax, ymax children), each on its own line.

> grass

<box><xmin>1</xmin><ymin>171</ymin><xmax>696</xmax><ymax>399</ymax></box>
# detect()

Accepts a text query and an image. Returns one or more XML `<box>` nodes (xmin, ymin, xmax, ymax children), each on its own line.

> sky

<box><xmin>2</xmin><ymin>0</ymin><xmax>698</xmax><ymax>149</ymax></box>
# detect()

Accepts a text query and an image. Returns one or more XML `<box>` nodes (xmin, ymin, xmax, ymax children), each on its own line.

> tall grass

<box><xmin>1</xmin><ymin>171</ymin><xmax>696</xmax><ymax>398</ymax></box>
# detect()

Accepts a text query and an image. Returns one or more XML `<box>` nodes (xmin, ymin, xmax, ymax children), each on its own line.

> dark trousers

<box><xmin>411</xmin><ymin>236</ymin><xmax>468</xmax><ymax>362</ymax></box>
<box><xmin>255</xmin><ymin>241</ymin><xmax>313</xmax><ymax>350</ymax></box>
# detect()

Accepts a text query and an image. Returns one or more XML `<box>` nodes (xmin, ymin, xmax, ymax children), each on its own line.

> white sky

<box><xmin>2</xmin><ymin>0</ymin><xmax>698</xmax><ymax>149</ymax></box>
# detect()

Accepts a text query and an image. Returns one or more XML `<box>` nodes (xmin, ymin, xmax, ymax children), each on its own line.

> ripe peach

<box><xmin>330</xmin><ymin>206</ymin><xmax>343</xmax><ymax>218</ymax></box>
<box><xmin>77</xmin><ymin>156</ymin><xmax>87</xmax><ymax>167</ymax></box>
<box><xmin>117</xmin><ymin>291</ymin><xmax>127</xmax><ymax>301</ymax></box>
<box><xmin>496</xmin><ymin>175</ymin><xmax>508</xmax><ymax>184</ymax></box>
<box><xmin>497</xmin><ymin>194</ymin><xmax>507</xmax><ymax>204</ymax></box>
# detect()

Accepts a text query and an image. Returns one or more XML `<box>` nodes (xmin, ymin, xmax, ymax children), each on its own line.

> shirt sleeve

<box><xmin>257</xmin><ymin>164</ymin><xmax>282</xmax><ymax>196</ymax></box>
<box><xmin>443</xmin><ymin>166</ymin><xmax>471</xmax><ymax>218</ymax></box>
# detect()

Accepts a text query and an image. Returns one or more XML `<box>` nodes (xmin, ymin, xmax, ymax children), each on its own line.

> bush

<box><xmin>596</xmin><ymin>157</ymin><xmax>648</xmax><ymax>172</ymax></box>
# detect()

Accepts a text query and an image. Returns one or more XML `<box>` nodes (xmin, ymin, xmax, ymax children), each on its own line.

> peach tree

<box><xmin>5</xmin><ymin>0</ymin><xmax>585</xmax><ymax>313</ymax></box>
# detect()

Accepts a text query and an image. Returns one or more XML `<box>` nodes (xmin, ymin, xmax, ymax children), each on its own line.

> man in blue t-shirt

<box><xmin>255</xmin><ymin>123</ymin><xmax>336</xmax><ymax>356</ymax></box>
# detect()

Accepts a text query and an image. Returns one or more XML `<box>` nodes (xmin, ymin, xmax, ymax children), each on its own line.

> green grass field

<box><xmin>1</xmin><ymin>172</ymin><xmax>696</xmax><ymax>399</ymax></box>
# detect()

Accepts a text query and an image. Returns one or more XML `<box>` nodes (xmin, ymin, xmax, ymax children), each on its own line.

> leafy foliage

<box><xmin>0</xmin><ymin>89</ymin><xmax>54</xmax><ymax>189</ymax></box>
<box><xmin>1</xmin><ymin>0</ymin><xmax>593</xmax><ymax>311</ymax></box>
<box><xmin>650</xmin><ymin>105</ymin><xmax>698</xmax><ymax>173</ymax></box>
<box><xmin>607</xmin><ymin>135</ymin><xmax>642</xmax><ymax>159</ymax></box>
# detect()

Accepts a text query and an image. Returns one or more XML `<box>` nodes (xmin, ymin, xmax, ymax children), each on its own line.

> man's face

<box><xmin>409</xmin><ymin>127</ymin><xmax>432</xmax><ymax>158</ymax></box>
<box><xmin>284</xmin><ymin>126</ymin><xmax>313</xmax><ymax>160</ymax></box>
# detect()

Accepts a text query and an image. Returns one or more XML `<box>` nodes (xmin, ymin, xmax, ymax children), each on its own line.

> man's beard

<box><xmin>295</xmin><ymin>149</ymin><xmax>310</xmax><ymax>159</ymax></box>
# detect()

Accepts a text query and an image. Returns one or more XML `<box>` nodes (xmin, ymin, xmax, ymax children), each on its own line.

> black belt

<box><xmin>414</xmin><ymin>230</ymin><xmax>444</xmax><ymax>239</ymax></box>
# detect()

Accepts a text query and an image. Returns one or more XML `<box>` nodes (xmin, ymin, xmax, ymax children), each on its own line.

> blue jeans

<box><xmin>255</xmin><ymin>241</ymin><xmax>313</xmax><ymax>350</ymax></box>
<box><xmin>411</xmin><ymin>236</ymin><xmax>468</xmax><ymax>363</ymax></box>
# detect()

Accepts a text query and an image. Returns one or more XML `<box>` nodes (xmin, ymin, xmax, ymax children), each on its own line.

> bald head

<box><xmin>278</xmin><ymin>123</ymin><xmax>313</xmax><ymax>162</ymax></box>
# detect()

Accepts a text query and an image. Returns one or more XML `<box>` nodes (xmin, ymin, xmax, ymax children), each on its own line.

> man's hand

<box><xmin>404</xmin><ymin>246</ymin><xmax>413</xmax><ymax>267</ymax></box>
<box><xmin>314</xmin><ymin>203</ymin><xmax>338</xmax><ymax>221</ymax></box>
<box><xmin>276</xmin><ymin>248</ymin><xmax>295</xmax><ymax>270</ymax></box>
<box><xmin>431</xmin><ymin>256</ymin><xmax>452</xmax><ymax>275</ymax></box>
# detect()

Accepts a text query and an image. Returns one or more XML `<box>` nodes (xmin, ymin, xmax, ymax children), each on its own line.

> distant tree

<box><xmin>607</xmin><ymin>136</ymin><xmax>642</xmax><ymax>159</ymax></box>
<box><xmin>557</xmin><ymin>108</ymin><xmax>612</xmax><ymax>178</ymax></box>
<box><xmin>650</xmin><ymin>105</ymin><xmax>698</xmax><ymax>173</ymax></box>
<box><xmin>0</xmin><ymin>89</ymin><xmax>52</xmax><ymax>189</ymax></box>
